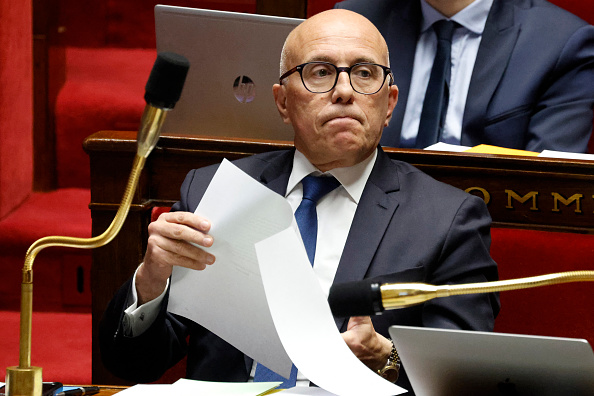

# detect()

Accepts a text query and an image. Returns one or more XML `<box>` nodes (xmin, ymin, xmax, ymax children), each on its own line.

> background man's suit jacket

<box><xmin>100</xmin><ymin>148</ymin><xmax>500</xmax><ymax>392</ymax></box>
<box><xmin>337</xmin><ymin>0</ymin><xmax>594</xmax><ymax>152</ymax></box>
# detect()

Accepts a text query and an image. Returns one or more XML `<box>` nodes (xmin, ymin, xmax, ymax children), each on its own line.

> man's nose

<box><xmin>332</xmin><ymin>71</ymin><xmax>355</xmax><ymax>102</ymax></box>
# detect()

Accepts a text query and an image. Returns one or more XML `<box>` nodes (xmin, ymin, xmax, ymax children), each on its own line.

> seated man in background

<box><xmin>336</xmin><ymin>0</ymin><xmax>594</xmax><ymax>152</ymax></box>
<box><xmin>100</xmin><ymin>9</ymin><xmax>500</xmax><ymax>394</ymax></box>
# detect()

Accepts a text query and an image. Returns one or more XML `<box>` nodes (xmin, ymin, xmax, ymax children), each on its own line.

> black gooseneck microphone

<box><xmin>144</xmin><ymin>51</ymin><xmax>190</xmax><ymax>108</ymax></box>
<box><xmin>329</xmin><ymin>280</ymin><xmax>384</xmax><ymax>317</ymax></box>
<box><xmin>137</xmin><ymin>51</ymin><xmax>190</xmax><ymax>158</ymax></box>
<box><xmin>329</xmin><ymin>270</ymin><xmax>594</xmax><ymax>318</ymax></box>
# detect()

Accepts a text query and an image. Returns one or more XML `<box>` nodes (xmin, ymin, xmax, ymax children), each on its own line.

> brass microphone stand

<box><xmin>5</xmin><ymin>105</ymin><xmax>167</xmax><ymax>396</ymax></box>
<box><xmin>380</xmin><ymin>271</ymin><xmax>594</xmax><ymax>310</ymax></box>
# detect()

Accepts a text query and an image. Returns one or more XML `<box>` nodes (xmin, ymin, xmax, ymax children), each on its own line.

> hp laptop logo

<box><xmin>233</xmin><ymin>75</ymin><xmax>256</xmax><ymax>103</ymax></box>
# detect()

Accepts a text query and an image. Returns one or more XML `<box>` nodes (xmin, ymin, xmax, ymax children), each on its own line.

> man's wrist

<box><xmin>378</xmin><ymin>338</ymin><xmax>400</xmax><ymax>383</ymax></box>
<box><xmin>136</xmin><ymin>262</ymin><xmax>168</xmax><ymax>305</ymax></box>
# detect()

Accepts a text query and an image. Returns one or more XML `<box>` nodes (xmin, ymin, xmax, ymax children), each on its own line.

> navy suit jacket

<box><xmin>100</xmin><ymin>148</ymin><xmax>499</xmax><ymax>393</ymax></box>
<box><xmin>337</xmin><ymin>0</ymin><xmax>594</xmax><ymax>152</ymax></box>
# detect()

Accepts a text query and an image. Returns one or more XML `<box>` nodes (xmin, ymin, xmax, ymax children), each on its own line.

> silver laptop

<box><xmin>154</xmin><ymin>5</ymin><xmax>303</xmax><ymax>140</ymax></box>
<box><xmin>389</xmin><ymin>325</ymin><xmax>594</xmax><ymax>396</ymax></box>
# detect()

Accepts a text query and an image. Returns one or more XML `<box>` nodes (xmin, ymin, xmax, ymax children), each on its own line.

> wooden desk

<box><xmin>84</xmin><ymin>130</ymin><xmax>594</xmax><ymax>384</ymax></box>
<box><xmin>93</xmin><ymin>385</ymin><xmax>128</xmax><ymax>396</ymax></box>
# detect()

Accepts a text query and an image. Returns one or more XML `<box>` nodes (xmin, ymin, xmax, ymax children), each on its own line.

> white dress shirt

<box><xmin>123</xmin><ymin>148</ymin><xmax>378</xmax><ymax>385</ymax></box>
<box><xmin>400</xmin><ymin>0</ymin><xmax>493</xmax><ymax>148</ymax></box>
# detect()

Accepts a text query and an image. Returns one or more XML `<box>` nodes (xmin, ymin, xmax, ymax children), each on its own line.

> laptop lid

<box><xmin>389</xmin><ymin>325</ymin><xmax>594</xmax><ymax>396</ymax></box>
<box><xmin>154</xmin><ymin>5</ymin><xmax>303</xmax><ymax>140</ymax></box>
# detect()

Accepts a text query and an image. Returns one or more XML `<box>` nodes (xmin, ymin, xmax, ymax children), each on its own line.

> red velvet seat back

<box><xmin>0</xmin><ymin>0</ymin><xmax>33</xmax><ymax>219</ymax></box>
<box><xmin>56</xmin><ymin>0</ymin><xmax>257</xmax><ymax>48</ymax></box>
<box><xmin>491</xmin><ymin>228</ymin><xmax>594</xmax><ymax>346</ymax></box>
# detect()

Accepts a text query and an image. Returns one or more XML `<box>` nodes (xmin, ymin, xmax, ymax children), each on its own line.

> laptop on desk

<box><xmin>154</xmin><ymin>5</ymin><xmax>303</xmax><ymax>140</ymax></box>
<box><xmin>389</xmin><ymin>325</ymin><xmax>594</xmax><ymax>396</ymax></box>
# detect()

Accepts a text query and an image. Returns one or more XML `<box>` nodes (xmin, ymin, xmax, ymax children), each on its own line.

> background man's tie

<box><xmin>253</xmin><ymin>175</ymin><xmax>340</xmax><ymax>387</ymax></box>
<box><xmin>415</xmin><ymin>20</ymin><xmax>456</xmax><ymax>149</ymax></box>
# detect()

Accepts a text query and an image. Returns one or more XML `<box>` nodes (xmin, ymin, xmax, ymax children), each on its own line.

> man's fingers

<box><xmin>149</xmin><ymin>213</ymin><xmax>214</xmax><ymax>248</ymax></box>
<box><xmin>160</xmin><ymin>211</ymin><xmax>211</xmax><ymax>232</ymax></box>
<box><xmin>147</xmin><ymin>233</ymin><xmax>215</xmax><ymax>268</ymax></box>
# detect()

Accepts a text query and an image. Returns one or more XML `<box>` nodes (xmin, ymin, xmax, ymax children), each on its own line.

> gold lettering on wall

<box><xmin>465</xmin><ymin>187</ymin><xmax>491</xmax><ymax>204</ymax></box>
<box><xmin>505</xmin><ymin>190</ymin><xmax>539</xmax><ymax>211</ymax></box>
<box><xmin>551</xmin><ymin>193</ymin><xmax>583</xmax><ymax>213</ymax></box>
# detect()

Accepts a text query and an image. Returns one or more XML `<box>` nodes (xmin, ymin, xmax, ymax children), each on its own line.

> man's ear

<box><xmin>384</xmin><ymin>84</ymin><xmax>399</xmax><ymax>127</ymax></box>
<box><xmin>272</xmin><ymin>83</ymin><xmax>292</xmax><ymax>125</ymax></box>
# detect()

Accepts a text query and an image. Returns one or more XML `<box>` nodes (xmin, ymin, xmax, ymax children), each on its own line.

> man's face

<box><xmin>273</xmin><ymin>11</ymin><xmax>398</xmax><ymax>171</ymax></box>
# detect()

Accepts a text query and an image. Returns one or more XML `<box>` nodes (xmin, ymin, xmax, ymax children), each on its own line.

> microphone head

<box><xmin>144</xmin><ymin>52</ymin><xmax>190</xmax><ymax>109</ymax></box>
<box><xmin>328</xmin><ymin>280</ymin><xmax>384</xmax><ymax>317</ymax></box>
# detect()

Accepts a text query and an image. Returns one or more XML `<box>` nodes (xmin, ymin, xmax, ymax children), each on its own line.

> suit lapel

<box><xmin>332</xmin><ymin>149</ymin><xmax>401</xmax><ymax>329</ymax></box>
<box><xmin>380</xmin><ymin>0</ymin><xmax>421</xmax><ymax>146</ymax></box>
<box><xmin>256</xmin><ymin>150</ymin><xmax>294</xmax><ymax>195</ymax></box>
<box><xmin>462</xmin><ymin>0</ymin><xmax>520</xmax><ymax>145</ymax></box>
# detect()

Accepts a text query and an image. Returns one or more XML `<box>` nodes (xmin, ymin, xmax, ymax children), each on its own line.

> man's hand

<box><xmin>136</xmin><ymin>211</ymin><xmax>215</xmax><ymax>305</ymax></box>
<box><xmin>341</xmin><ymin>316</ymin><xmax>393</xmax><ymax>372</ymax></box>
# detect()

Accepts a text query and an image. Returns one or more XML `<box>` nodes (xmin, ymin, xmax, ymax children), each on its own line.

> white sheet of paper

<box><xmin>172</xmin><ymin>378</ymin><xmax>280</xmax><ymax>396</ymax></box>
<box><xmin>114</xmin><ymin>384</ymin><xmax>172</xmax><ymax>395</ymax></box>
<box><xmin>256</xmin><ymin>229</ymin><xmax>406</xmax><ymax>396</ymax></box>
<box><xmin>539</xmin><ymin>150</ymin><xmax>594</xmax><ymax>161</ymax></box>
<box><xmin>424</xmin><ymin>142</ymin><xmax>470</xmax><ymax>152</ymax></box>
<box><xmin>168</xmin><ymin>159</ymin><xmax>295</xmax><ymax>377</ymax></box>
<box><xmin>114</xmin><ymin>380</ymin><xmax>279</xmax><ymax>396</ymax></box>
<box><xmin>279</xmin><ymin>388</ymin><xmax>340</xmax><ymax>395</ymax></box>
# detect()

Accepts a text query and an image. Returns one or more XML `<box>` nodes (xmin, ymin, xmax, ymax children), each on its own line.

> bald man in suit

<box><xmin>100</xmin><ymin>9</ymin><xmax>499</xmax><ymax>394</ymax></box>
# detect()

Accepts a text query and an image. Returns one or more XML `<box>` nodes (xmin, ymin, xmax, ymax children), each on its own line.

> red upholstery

<box><xmin>548</xmin><ymin>0</ymin><xmax>594</xmax><ymax>24</ymax></box>
<box><xmin>0</xmin><ymin>189</ymin><xmax>92</xmax><ymax>311</ymax></box>
<box><xmin>55</xmin><ymin>48</ymin><xmax>156</xmax><ymax>188</ymax></box>
<box><xmin>0</xmin><ymin>0</ymin><xmax>94</xmax><ymax>313</ymax></box>
<box><xmin>491</xmin><ymin>228</ymin><xmax>594</xmax><ymax>346</ymax></box>
<box><xmin>57</xmin><ymin>0</ymin><xmax>257</xmax><ymax>48</ymax></box>
<box><xmin>0</xmin><ymin>0</ymin><xmax>33</xmax><ymax>219</ymax></box>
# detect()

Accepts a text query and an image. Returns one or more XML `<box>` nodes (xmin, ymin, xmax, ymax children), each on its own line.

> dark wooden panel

<box><xmin>256</xmin><ymin>0</ymin><xmax>307</xmax><ymax>18</ymax></box>
<box><xmin>33</xmin><ymin>0</ymin><xmax>64</xmax><ymax>191</ymax></box>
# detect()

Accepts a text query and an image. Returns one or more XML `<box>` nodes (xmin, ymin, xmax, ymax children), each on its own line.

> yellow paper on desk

<box><xmin>465</xmin><ymin>144</ymin><xmax>539</xmax><ymax>156</ymax></box>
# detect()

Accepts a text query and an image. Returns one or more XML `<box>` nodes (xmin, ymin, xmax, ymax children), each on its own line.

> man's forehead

<box><xmin>290</xmin><ymin>32</ymin><xmax>388</xmax><ymax>65</ymax></box>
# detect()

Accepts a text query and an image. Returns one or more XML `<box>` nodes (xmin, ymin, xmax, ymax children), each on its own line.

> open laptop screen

<box><xmin>155</xmin><ymin>5</ymin><xmax>303</xmax><ymax>140</ymax></box>
<box><xmin>389</xmin><ymin>325</ymin><xmax>594</xmax><ymax>396</ymax></box>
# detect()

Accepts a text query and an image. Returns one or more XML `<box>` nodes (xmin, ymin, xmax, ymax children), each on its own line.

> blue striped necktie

<box><xmin>253</xmin><ymin>175</ymin><xmax>340</xmax><ymax>388</ymax></box>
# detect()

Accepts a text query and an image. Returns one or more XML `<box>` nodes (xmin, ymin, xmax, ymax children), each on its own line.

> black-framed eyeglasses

<box><xmin>279</xmin><ymin>61</ymin><xmax>393</xmax><ymax>95</ymax></box>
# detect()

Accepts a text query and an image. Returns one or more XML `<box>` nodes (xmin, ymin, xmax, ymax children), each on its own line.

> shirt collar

<box><xmin>420</xmin><ymin>0</ymin><xmax>493</xmax><ymax>35</ymax></box>
<box><xmin>287</xmin><ymin>149</ymin><xmax>378</xmax><ymax>204</ymax></box>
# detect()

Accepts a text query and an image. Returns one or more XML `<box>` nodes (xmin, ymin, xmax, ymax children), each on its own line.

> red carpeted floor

<box><xmin>0</xmin><ymin>311</ymin><xmax>91</xmax><ymax>385</ymax></box>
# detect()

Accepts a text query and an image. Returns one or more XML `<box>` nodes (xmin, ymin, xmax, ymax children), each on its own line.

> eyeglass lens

<box><xmin>301</xmin><ymin>63</ymin><xmax>386</xmax><ymax>94</ymax></box>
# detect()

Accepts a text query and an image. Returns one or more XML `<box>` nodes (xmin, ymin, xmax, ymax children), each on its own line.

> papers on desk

<box><xmin>167</xmin><ymin>159</ymin><xmax>405</xmax><ymax>396</ymax></box>
<box><xmin>425</xmin><ymin>142</ymin><xmax>594</xmax><ymax>161</ymax></box>
<box><xmin>539</xmin><ymin>149</ymin><xmax>594</xmax><ymax>160</ymax></box>
<box><xmin>115</xmin><ymin>379</ymin><xmax>280</xmax><ymax>395</ymax></box>
<box><xmin>424</xmin><ymin>142</ymin><xmax>470</xmax><ymax>152</ymax></box>
<box><xmin>116</xmin><ymin>378</ymin><xmax>347</xmax><ymax>395</ymax></box>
